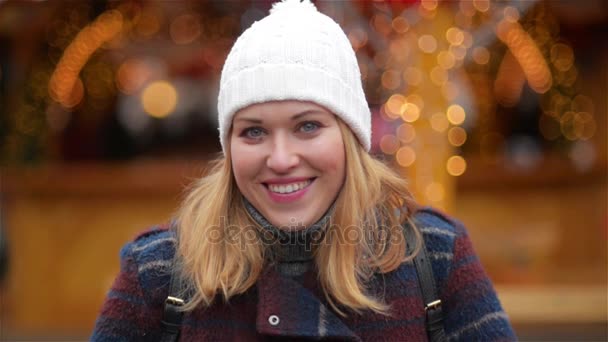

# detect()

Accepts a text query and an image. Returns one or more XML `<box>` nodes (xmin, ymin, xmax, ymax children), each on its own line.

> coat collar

<box><xmin>255</xmin><ymin>267</ymin><xmax>361</xmax><ymax>341</ymax></box>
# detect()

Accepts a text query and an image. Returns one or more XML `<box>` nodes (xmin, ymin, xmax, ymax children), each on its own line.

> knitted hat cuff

<box><xmin>218</xmin><ymin>63</ymin><xmax>371</xmax><ymax>152</ymax></box>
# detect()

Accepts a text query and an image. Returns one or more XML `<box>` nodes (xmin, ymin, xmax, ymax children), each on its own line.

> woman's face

<box><xmin>230</xmin><ymin>100</ymin><xmax>346</xmax><ymax>230</ymax></box>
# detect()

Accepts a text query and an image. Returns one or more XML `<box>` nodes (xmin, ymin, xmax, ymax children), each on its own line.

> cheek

<box><xmin>231</xmin><ymin>142</ymin><xmax>258</xmax><ymax>184</ymax></box>
<box><xmin>309</xmin><ymin>133</ymin><xmax>346</xmax><ymax>177</ymax></box>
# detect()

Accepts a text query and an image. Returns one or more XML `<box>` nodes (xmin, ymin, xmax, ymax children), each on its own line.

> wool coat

<box><xmin>91</xmin><ymin>208</ymin><xmax>516</xmax><ymax>341</ymax></box>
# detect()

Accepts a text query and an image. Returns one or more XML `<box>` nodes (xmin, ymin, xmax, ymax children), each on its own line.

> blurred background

<box><xmin>0</xmin><ymin>0</ymin><xmax>606</xmax><ymax>340</ymax></box>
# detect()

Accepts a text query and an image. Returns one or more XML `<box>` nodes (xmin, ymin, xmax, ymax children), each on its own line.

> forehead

<box><xmin>233</xmin><ymin>100</ymin><xmax>334</xmax><ymax>123</ymax></box>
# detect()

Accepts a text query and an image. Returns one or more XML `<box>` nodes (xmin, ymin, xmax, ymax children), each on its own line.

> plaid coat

<box><xmin>92</xmin><ymin>208</ymin><xmax>516</xmax><ymax>341</ymax></box>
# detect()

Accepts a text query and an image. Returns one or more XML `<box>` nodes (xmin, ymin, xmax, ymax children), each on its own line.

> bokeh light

<box><xmin>446</xmin><ymin>104</ymin><xmax>466</xmax><ymax>125</ymax></box>
<box><xmin>381</xmin><ymin>69</ymin><xmax>401</xmax><ymax>90</ymax></box>
<box><xmin>550</xmin><ymin>43</ymin><xmax>574</xmax><ymax>72</ymax></box>
<box><xmin>448</xmin><ymin>127</ymin><xmax>467</xmax><ymax>146</ymax></box>
<box><xmin>141</xmin><ymin>81</ymin><xmax>178</xmax><ymax>118</ymax></box>
<box><xmin>396</xmin><ymin>146</ymin><xmax>416</xmax><ymax>167</ymax></box>
<box><xmin>418</xmin><ymin>35</ymin><xmax>437</xmax><ymax>53</ymax></box>
<box><xmin>380</xmin><ymin>134</ymin><xmax>400</xmax><ymax>155</ymax></box>
<box><xmin>472</xmin><ymin>47</ymin><xmax>490</xmax><ymax>65</ymax></box>
<box><xmin>397</xmin><ymin>123</ymin><xmax>416</xmax><ymax>143</ymax></box>
<box><xmin>392</xmin><ymin>16</ymin><xmax>409</xmax><ymax>34</ymax></box>
<box><xmin>447</xmin><ymin>155</ymin><xmax>467</xmax><ymax>176</ymax></box>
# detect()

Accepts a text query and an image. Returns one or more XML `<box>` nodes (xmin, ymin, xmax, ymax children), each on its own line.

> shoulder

<box><xmin>119</xmin><ymin>225</ymin><xmax>177</xmax><ymax>302</ymax></box>
<box><xmin>411</xmin><ymin>206</ymin><xmax>467</xmax><ymax>251</ymax></box>
<box><xmin>408</xmin><ymin>207</ymin><xmax>471</xmax><ymax>289</ymax></box>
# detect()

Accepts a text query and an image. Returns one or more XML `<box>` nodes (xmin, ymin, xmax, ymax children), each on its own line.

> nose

<box><xmin>266</xmin><ymin>135</ymin><xmax>299</xmax><ymax>173</ymax></box>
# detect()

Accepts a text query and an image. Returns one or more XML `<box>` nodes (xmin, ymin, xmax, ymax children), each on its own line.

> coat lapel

<box><xmin>256</xmin><ymin>268</ymin><xmax>361</xmax><ymax>341</ymax></box>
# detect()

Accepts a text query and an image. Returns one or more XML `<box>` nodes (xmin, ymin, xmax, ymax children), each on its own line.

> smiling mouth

<box><xmin>263</xmin><ymin>178</ymin><xmax>316</xmax><ymax>194</ymax></box>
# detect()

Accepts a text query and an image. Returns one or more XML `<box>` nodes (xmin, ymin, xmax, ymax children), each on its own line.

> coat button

<box><xmin>268</xmin><ymin>315</ymin><xmax>280</xmax><ymax>326</ymax></box>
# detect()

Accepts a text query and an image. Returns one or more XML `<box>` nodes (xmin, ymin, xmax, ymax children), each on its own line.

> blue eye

<box><xmin>300</xmin><ymin>121</ymin><xmax>320</xmax><ymax>133</ymax></box>
<box><xmin>241</xmin><ymin>127</ymin><xmax>265</xmax><ymax>139</ymax></box>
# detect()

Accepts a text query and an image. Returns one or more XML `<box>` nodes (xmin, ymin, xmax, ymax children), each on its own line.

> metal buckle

<box><xmin>166</xmin><ymin>296</ymin><xmax>185</xmax><ymax>306</ymax></box>
<box><xmin>424</xmin><ymin>299</ymin><xmax>442</xmax><ymax>311</ymax></box>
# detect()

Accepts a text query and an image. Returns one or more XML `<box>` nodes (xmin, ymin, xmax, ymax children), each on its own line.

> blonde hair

<box><xmin>176</xmin><ymin>119</ymin><xmax>419</xmax><ymax>315</ymax></box>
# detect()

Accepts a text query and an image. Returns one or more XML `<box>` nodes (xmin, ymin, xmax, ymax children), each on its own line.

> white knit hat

<box><xmin>217</xmin><ymin>0</ymin><xmax>371</xmax><ymax>153</ymax></box>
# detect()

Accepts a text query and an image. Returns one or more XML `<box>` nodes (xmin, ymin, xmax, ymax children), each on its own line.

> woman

<box><xmin>92</xmin><ymin>1</ymin><xmax>516</xmax><ymax>341</ymax></box>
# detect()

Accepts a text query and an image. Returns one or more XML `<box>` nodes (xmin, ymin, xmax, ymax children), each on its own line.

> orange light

<box><xmin>141</xmin><ymin>81</ymin><xmax>178</xmax><ymax>118</ymax></box>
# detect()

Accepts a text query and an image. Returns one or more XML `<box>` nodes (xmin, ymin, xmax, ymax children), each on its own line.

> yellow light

<box><xmin>406</xmin><ymin>94</ymin><xmax>425</xmax><ymax>110</ymax></box>
<box><xmin>401</xmin><ymin>103</ymin><xmax>420</xmax><ymax>122</ymax></box>
<box><xmin>472</xmin><ymin>47</ymin><xmax>490</xmax><ymax>65</ymax></box>
<box><xmin>437</xmin><ymin>51</ymin><xmax>456</xmax><ymax>69</ymax></box>
<box><xmin>403</xmin><ymin>67</ymin><xmax>423</xmax><ymax>86</ymax></box>
<box><xmin>448</xmin><ymin>127</ymin><xmax>467</xmax><ymax>146</ymax></box>
<box><xmin>425</xmin><ymin>182</ymin><xmax>444</xmax><ymax>202</ymax></box>
<box><xmin>446</xmin><ymin>105</ymin><xmax>465</xmax><ymax>125</ymax></box>
<box><xmin>380</xmin><ymin>134</ymin><xmax>400</xmax><ymax>155</ymax></box>
<box><xmin>397</xmin><ymin>123</ymin><xmax>416</xmax><ymax>143</ymax></box>
<box><xmin>418</xmin><ymin>35</ymin><xmax>437</xmax><ymax>53</ymax></box>
<box><xmin>473</xmin><ymin>0</ymin><xmax>490</xmax><ymax>12</ymax></box>
<box><xmin>446</xmin><ymin>27</ymin><xmax>464</xmax><ymax>45</ymax></box>
<box><xmin>392</xmin><ymin>16</ymin><xmax>409</xmax><ymax>34</ymax></box>
<box><xmin>141</xmin><ymin>81</ymin><xmax>178</xmax><ymax>118</ymax></box>
<box><xmin>430</xmin><ymin>113</ymin><xmax>449</xmax><ymax>132</ymax></box>
<box><xmin>430</xmin><ymin>66</ymin><xmax>448</xmax><ymax>86</ymax></box>
<box><xmin>385</xmin><ymin>94</ymin><xmax>406</xmax><ymax>119</ymax></box>
<box><xmin>396</xmin><ymin>146</ymin><xmax>416</xmax><ymax>167</ymax></box>
<box><xmin>381</xmin><ymin>70</ymin><xmax>401</xmax><ymax>90</ymax></box>
<box><xmin>447</xmin><ymin>156</ymin><xmax>467</xmax><ymax>176</ymax></box>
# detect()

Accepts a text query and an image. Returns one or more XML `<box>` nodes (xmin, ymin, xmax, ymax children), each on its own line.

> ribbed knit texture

<box><xmin>243</xmin><ymin>198</ymin><xmax>333</xmax><ymax>278</ymax></box>
<box><xmin>217</xmin><ymin>0</ymin><xmax>372</xmax><ymax>153</ymax></box>
<box><xmin>91</xmin><ymin>208</ymin><xmax>516</xmax><ymax>341</ymax></box>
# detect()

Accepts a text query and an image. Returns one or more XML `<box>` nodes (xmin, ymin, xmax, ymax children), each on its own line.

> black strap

<box><xmin>160</xmin><ymin>257</ymin><xmax>186</xmax><ymax>342</ymax></box>
<box><xmin>403</xmin><ymin>221</ymin><xmax>447</xmax><ymax>342</ymax></box>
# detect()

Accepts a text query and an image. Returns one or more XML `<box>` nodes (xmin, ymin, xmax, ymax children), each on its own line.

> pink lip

<box><xmin>263</xmin><ymin>178</ymin><xmax>315</xmax><ymax>204</ymax></box>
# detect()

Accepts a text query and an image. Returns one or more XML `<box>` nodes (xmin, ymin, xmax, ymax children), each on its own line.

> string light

<box><xmin>49</xmin><ymin>10</ymin><xmax>123</xmax><ymax>107</ymax></box>
<box><xmin>496</xmin><ymin>20</ymin><xmax>552</xmax><ymax>94</ymax></box>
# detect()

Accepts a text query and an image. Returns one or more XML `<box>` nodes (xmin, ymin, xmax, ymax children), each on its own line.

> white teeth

<box><xmin>268</xmin><ymin>179</ymin><xmax>312</xmax><ymax>194</ymax></box>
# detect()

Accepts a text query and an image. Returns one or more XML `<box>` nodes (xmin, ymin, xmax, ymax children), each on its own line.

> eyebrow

<box><xmin>234</xmin><ymin>109</ymin><xmax>326</xmax><ymax>124</ymax></box>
